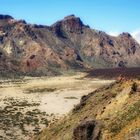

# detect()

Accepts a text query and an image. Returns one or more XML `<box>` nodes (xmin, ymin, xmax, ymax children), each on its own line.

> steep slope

<box><xmin>0</xmin><ymin>14</ymin><xmax>140</xmax><ymax>76</ymax></box>
<box><xmin>51</xmin><ymin>15</ymin><xmax>140</xmax><ymax>68</ymax></box>
<box><xmin>37</xmin><ymin>78</ymin><xmax>140</xmax><ymax>140</ymax></box>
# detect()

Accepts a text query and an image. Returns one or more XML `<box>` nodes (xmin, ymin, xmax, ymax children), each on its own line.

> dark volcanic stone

<box><xmin>63</xmin><ymin>15</ymin><xmax>84</xmax><ymax>34</ymax></box>
<box><xmin>119</xmin><ymin>32</ymin><xmax>132</xmax><ymax>38</ymax></box>
<box><xmin>118</xmin><ymin>61</ymin><xmax>126</xmax><ymax>68</ymax></box>
<box><xmin>0</xmin><ymin>15</ymin><xmax>13</xmax><ymax>20</ymax></box>
<box><xmin>73</xmin><ymin>119</ymin><xmax>101</xmax><ymax>140</ymax></box>
<box><xmin>51</xmin><ymin>15</ymin><xmax>85</xmax><ymax>35</ymax></box>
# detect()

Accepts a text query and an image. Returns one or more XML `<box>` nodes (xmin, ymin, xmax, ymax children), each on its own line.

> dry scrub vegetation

<box><xmin>0</xmin><ymin>72</ymin><xmax>113</xmax><ymax>140</ymax></box>
<box><xmin>37</xmin><ymin>78</ymin><xmax>140</xmax><ymax>140</ymax></box>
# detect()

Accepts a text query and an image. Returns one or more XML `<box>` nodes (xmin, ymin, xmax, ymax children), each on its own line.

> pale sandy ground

<box><xmin>0</xmin><ymin>72</ymin><xmax>114</xmax><ymax>116</ymax></box>
<box><xmin>0</xmin><ymin>72</ymin><xmax>114</xmax><ymax>139</ymax></box>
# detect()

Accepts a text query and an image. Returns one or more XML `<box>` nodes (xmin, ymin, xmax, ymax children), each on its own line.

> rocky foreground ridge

<box><xmin>0</xmin><ymin>14</ymin><xmax>140</xmax><ymax>76</ymax></box>
<box><xmin>37</xmin><ymin>78</ymin><xmax>140</xmax><ymax>140</ymax></box>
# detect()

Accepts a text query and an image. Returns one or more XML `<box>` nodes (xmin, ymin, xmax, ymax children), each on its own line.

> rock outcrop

<box><xmin>73</xmin><ymin>119</ymin><xmax>101</xmax><ymax>140</ymax></box>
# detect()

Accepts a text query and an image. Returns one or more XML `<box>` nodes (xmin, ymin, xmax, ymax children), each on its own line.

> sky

<box><xmin>0</xmin><ymin>0</ymin><xmax>140</xmax><ymax>42</ymax></box>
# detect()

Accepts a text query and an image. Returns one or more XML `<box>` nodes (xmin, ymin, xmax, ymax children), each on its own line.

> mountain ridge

<box><xmin>0</xmin><ymin>14</ymin><xmax>140</xmax><ymax>76</ymax></box>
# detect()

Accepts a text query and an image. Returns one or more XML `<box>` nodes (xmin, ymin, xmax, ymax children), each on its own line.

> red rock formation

<box><xmin>0</xmin><ymin>14</ymin><xmax>140</xmax><ymax>76</ymax></box>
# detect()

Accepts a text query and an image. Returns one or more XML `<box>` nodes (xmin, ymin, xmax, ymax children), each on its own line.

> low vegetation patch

<box><xmin>108</xmin><ymin>99</ymin><xmax>140</xmax><ymax>135</ymax></box>
<box><xmin>0</xmin><ymin>97</ymin><xmax>51</xmax><ymax>140</ymax></box>
<box><xmin>64</xmin><ymin>96</ymin><xmax>78</xmax><ymax>99</ymax></box>
<box><xmin>25</xmin><ymin>87</ymin><xmax>57</xmax><ymax>93</ymax></box>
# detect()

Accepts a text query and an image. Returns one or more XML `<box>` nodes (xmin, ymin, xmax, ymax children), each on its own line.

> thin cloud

<box><xmin>131</xmin><ymin>29</ymin><xmax>140</xmax><ymax>44</ymax></box>
<box><xmin>108</xmin><ymin>30</ymin><xmax>140</xmax><ymax>44</ymax></box>
<box><xmin>108</xmin><ymin>31</ymin><xmax>120</xmax><ymax>37</ymax></box>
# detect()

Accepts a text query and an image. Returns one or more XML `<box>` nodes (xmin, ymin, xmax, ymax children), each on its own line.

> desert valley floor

<box><xmin>0</xmin><ymin>72</ymin><xmax>113</xmax><ymax>140</ymax></box>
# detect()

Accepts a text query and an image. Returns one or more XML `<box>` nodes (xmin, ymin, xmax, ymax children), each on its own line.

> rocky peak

<box><xmin>51</xmin><ymin>15</ymin><xmax>86</xmax><ymax>36</ymax></box>
<box><xmin>0</xmin><ymin>14</ymin><xmax>13</xmax><ymax>20</ymax></box>
<box><xmin>63</xmin><ymin>14</ymin><xmax>77</xmax><ymax>20</ymax></box>
<box><xmin>63</xmin><ymin>14</ymin><xmax>83</xmax><ymax>24</ymax></box>
<box><xmin>16</xmin><ymin>20</ymin><xmax>27</xmax><ymax>24</ymax></box>
<box><xmin>62</xmin><ymin>15</ymin><xmax>84</xmax><ymax>33</ymax></box>
<box><xmin>119</xmin><ymin>32</ymin><xmax>132</xmax><ymax>38</ymax></box>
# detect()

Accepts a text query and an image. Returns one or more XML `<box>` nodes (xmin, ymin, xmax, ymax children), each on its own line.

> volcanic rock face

<box><xmin>73</xmin><ymin>119</ymin><xmax>101</xmax><ymax>140</ymax></box>
<box><xmin>0</xmin><ymin>14</ymin><xmax>140</xmax><ymax>76</ymax></box>
<box><xmin>0</xmin><ymin>14</ymin><xmax>13</xmax><ymax>20</ymax></box>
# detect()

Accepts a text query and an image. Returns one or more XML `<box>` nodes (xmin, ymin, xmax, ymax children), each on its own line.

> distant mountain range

<box><xmin>0</xmin><ymin>14</ymin><xmax>140</xmax><ymax>76</ymax></box>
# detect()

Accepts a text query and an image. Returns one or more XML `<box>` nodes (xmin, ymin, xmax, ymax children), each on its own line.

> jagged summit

<box><xmin>0</xmin><ymin>14</ymin><xmax>13</xmax><ymax>20</ymax></box>
<box><xmin>63</xmin><ymin>15</ymin><xmax>84</xmax><ymax>25</ymax></box>
<box><xmin>64</xmin><ymin>14</ymin><xmax>77</xmax><ymax>20</ymax></box>
<box><xmin>119</xmin><ymin>32</ymin><xmax>132</xmax><ymax>38</ymax></box>
<box><xmin>51</xmin><ymin>15</ymin><xmax>86</xmax><ymax>36</ymax></box>
<box><xmin>52</xmin><ymin>15</ymin><xmax>83</xmax><ymax>25</ymax></box>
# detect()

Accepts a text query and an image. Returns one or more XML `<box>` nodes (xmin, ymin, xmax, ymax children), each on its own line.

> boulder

<box><xmin>73</xmin><ymin>119</ymin><xmax>101</xmax><ymax>140</ymax></box>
